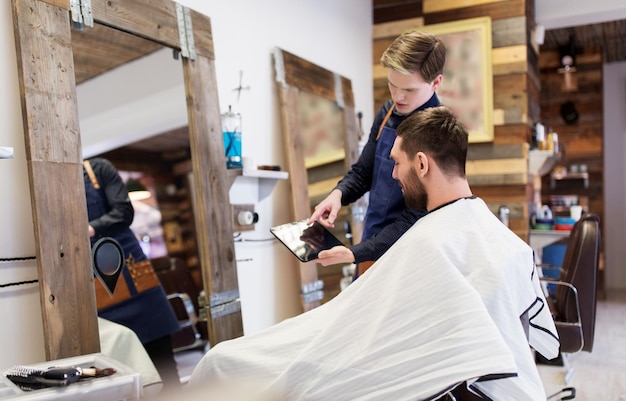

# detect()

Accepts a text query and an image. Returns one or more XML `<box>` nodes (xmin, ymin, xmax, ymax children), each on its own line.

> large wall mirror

<box><xmin>273</xmin><ymin>48</ymin><xmax>361</xmax><ymax>311</ymax></box>
<box><xmin>11</xmin><ymin>0</ymin><xmax>241</xmax><ymax>359</ymax></box>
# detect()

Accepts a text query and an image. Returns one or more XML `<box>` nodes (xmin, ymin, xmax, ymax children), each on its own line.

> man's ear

<box><xmin>431</xmin><ymin>74</ymin><xmax>443</xmax><ymax>92</ymax></box>
<box><xmin>415</xmin><ymin>151</ymin><xmax>429</xmax><ymax>177</ymax></box>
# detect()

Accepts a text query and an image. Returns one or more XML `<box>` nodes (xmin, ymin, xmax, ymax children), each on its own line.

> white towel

<box><xmin>190</xmin><ymin>197</ymin><xmax>559</xmax><ymax>400</ymax></box>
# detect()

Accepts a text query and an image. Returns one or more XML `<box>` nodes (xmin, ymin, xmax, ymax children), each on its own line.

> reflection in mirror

<box><xmin>298</xmin><ymin>91</ymin><xmax>351</xmax><ymax>248</ymax></box>
<box><xmin>298</xmin><ymin>91</ymin><xmax>346</xmax><ymax>169</ymax></box>
<box><xmin>73</xmin><ymin>20</ymin><xmax>207</xmax><ymax>335</ymax></box>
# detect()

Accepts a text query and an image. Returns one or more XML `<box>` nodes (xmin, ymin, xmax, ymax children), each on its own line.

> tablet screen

<box><xmin>270</xmin><ymin>219</ymin><xmax>344</xmax><ymax>262</ymax></box>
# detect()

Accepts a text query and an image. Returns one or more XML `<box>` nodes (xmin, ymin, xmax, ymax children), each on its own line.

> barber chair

<box><xmin>151</xmin><ymin>256</ymin><xmax>208</xmax><ymax>353</ymax></box>
<box><xmin>539</xmin><ymin>214</ymin><xmax>600</xmax><ymax>398</ymax></box>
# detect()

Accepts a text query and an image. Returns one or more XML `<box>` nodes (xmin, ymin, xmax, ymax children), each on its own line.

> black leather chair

<box><xmin>151</xmin><ymin>256</ymin><xmax>208</xmax><ymax>353</ymax></box>
<box><xmin>540</xmin><ymin>213</ymin><xmax>600</xmax><ymax>393</ymax></box>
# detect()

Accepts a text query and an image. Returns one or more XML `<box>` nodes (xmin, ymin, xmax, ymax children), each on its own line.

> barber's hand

<box><xmin>308</xmin><ymin>189</ymin><xmax>342</xmax><ymax>228</ymax></box>
<box><xmin>315</xmin><ymin>245</ymin><xmax>355</xmax><ymax>266</ymax></box>
<box><xmin>88</xmin><ymin>225</ymin><xmax>95</xmax><ymax>237</ymax></box>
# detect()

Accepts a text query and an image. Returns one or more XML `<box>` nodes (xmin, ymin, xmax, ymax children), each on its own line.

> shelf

<box><xmin>550</xmin><ymin>172</ymin><xmax>589</xmax><ymax>189</ymax></box>
<box><xmin>528</xmin><ymin>149</ymin><xmax>559</xmax><ymax>176</ymax></box>
<box><xmin>228</xmin><ymin>168</ymin><xmax>289</xmax><ymax>201</ymax></box>
<box><xmin>529</xmin><ymin>229</ymin><xmax>571</xmax><ymax>262</ymax></box>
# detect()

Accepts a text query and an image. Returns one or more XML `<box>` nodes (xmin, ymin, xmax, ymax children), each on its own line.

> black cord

<box><xmin>0</xmin><ymin>256</ymin><xmax>36</xmax><ymax>262</ymax></box>
<box><xmin>0</xmin><ymin>256</ymin><xmax>38</xmax><ymax>288</ymax></box>
<box><xmin>0</xmin><ymin>279</ymin><xmax>38</xmax><ymax>288</ymax></box>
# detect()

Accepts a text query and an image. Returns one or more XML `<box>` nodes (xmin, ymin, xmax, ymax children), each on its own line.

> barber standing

<box><xmin>84</xmin><ymin>157</ymin><xmax>181</xmax><ymax>390</ymax></box>
<box><xmin>309</xmin><ymin>31</ymin><xmax>446</xmax><ymax>278</ymax></box>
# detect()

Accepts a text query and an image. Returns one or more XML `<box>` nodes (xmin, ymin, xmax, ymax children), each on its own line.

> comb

<box><xmin>4</xmin><ymin>366</ymin><xmax>80</xmax><ymax>390</ymax></box>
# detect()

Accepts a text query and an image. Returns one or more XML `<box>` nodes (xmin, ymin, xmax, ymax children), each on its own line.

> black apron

<box><xmin>85</xmin><ymin>174</ymin><xmax>180</xmax><ymax>344</ymax></box>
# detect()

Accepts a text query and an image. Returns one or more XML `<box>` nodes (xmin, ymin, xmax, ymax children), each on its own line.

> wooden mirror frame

<box><xmin>11</xmin><ymin>0</ymin><xmax>241</xmax><ymax>360</ymax></box>
<box><xmin>273</xmin><ymin>48</ymin><xmax>360</xmax><ymax>311</ymax></box>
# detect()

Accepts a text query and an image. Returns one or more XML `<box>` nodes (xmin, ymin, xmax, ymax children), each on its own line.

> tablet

<box><xmin>270</xmin><ymin>219</ymin><xmax>344</xmax><ymax>262</ymax></box>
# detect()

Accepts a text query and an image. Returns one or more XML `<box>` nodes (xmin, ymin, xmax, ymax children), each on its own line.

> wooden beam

<box><xmin>424</xmin><ymin>0</ymin><xmax>506</xmax><ymax>14</ymax></box>
<box><xmin>275</xmin><ymin>82</ymin><xmax>320</xmax><ymax>311</ymax></box>
<box><xmin>280</xmin><ymin>50</ymin><xmax>337</xmax><ymax>103</ymax></box>
<box><xmin>373</xmin><ymin>17</ymin><xmax>425</xmax><ymax>39</ymax></box>
<box><xmin>89</xmin><ymin>0</ymin><xmax>214</xmax><ymax>59</ymax></box>
<box><xmin>11</xmin><ymin>0</ymin><xmax>99</xmax><ymax>359</ymax></box>
<box><xmin>492</xmin><ymin>44</ymin><xmax>528</xmax><ymax>75</ymax></box>
<box><xmin>467</xmin><ymin>142</ymin><xmax>527</xmax><ymax>160</ymax></box>
<box><xmin>493</xmin><ymin>124</ymin><xmax>531</xmax><ymax>144</ymax></box>
<box><xmin>41</xmin><ymin>0</ymin><xmax>68</xmax><ymax>8</ymax></box>
<box><xmin>491</xmin><ymin>16</ymin><xmax>526</xmax><ymax>48</ymax></box>
<box><xmin>424</xmin><ymin>0</ymin><xmax>524</xmax><ymax>25</ymax></box>
<box><xmin>374</xmin><ymin>1</ymin><xmax>424</xmax><ymax>25</ymax></box>
<box><xmin>466</xmin><ymin>157</ymin><xmax>527</xmax><ymax>176</ymax></box>
<box><xmin>182</xmin><ymin>54</ymin><xmax>243</xmax><ymax>345</ymax></box>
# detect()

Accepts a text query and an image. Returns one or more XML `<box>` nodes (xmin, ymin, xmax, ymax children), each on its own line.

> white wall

<box><xmin>603</xmin><ymin>61</ymin><xmax>626</xmax><ymax>289</ymax></box>
<box><xmin>0</xmin><ymin>0</ymin><xmax>373</xmax><ymax>370</ymax></box>
<box><xmin>535</xmin><ymin>0</ymin><xmax>626</xmax><ymax>28</ymax></box>
<box><xmin>0</xmin><ymin>0</ymin><xmax>46</xmax><ymax>367</ymax></box>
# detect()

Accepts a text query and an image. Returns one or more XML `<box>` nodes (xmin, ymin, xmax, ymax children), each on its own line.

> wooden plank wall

<box><xmin>373</xmin><ymin>0</ymin><xmax>538</xmax><ymax>240</ymax></box>
<box><xmin>538</xmin><ymin>48</ymin><xmax>604</xmax><ymax>239</ymax></box>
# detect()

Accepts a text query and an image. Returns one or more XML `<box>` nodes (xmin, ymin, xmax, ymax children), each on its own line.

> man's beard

<box><xmin>402</xmin><ymin>166</ymin><xmax>428</xmax><ymax>210</ymax></box>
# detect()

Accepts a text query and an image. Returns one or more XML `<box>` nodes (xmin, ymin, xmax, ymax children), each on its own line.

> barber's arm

<box><xmin>350</xmin><ymin>208</ymin><xmax>427</xmax><ymax>263</ymax></box>
<box><xmin>89</xmin><ymin>159</ymin><xmax>135</xmax><ymax>236</ymax></box>
<box><xmin>310</xmin><ymin>131</ymin><xmax>376</xmax><ymax>229</ymax></box>
<box><xmin>333</xmin><ymin>106</ymin><xmax>386</xmax><ymax>206</ymax></box>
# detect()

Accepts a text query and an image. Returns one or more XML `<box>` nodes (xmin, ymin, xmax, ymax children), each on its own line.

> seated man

<box><xmin>188</xmin><ymin>107</ymin><xmax>559</xmax><ymax>400</ymax></box>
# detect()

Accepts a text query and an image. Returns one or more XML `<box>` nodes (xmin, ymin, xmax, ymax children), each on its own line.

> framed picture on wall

<box><xmin>421</xmin><ymin>17</ymin><xmax>494</xmax><ymax>143</ymax></box>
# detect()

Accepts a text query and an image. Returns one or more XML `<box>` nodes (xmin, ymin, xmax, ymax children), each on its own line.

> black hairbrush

<box><xmin>4</xmin><ymin>366</ymin><xmax>80</xmax><ymax>390</ymax></box>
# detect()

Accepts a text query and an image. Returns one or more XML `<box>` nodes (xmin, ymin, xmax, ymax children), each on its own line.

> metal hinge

<box><xmin>273</xmin><ymin>48</ymin><xmax>286</xmax><ymax>87</ymax></box>
<box><xmin>301</xmin><ymin>279</ymin><xmax>324</xmax><ymax>305</ymax></box>
<box><xmin>302</xmin><ymin>290</ymin><xmax>324</xmax><ymax>304</ymax></box>
<box><xmin>302</xmin><ymin>279</ymin><xmax>324</xmax><ymax>295</ymax></box>
<box><xmin>198</xmin><ymin>289</ymin><xmax>241</xmax><ymax>320</ymax></box>
<box><xmin>176</xmin><ymin>3</ymin><xmax>196</xmax><ymax>60</ymax></box>
<box><xmin>70</xmin><ymin>0</ymin><xmax>93</xmax><ymax>29</ymax></box>
<box><xmin>334</xmin><ymin>73</ymin><xmax>345</xmax><ymax>108</ymax></box>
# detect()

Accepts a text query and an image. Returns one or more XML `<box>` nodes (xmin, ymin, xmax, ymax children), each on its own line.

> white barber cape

<box><xmin>189</xmin><ymin>197</ymin><xmax>559</xmax><ymax>400</ymax></box>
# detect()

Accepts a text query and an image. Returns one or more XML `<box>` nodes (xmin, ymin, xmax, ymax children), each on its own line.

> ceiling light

<box><xmin>127</xmin><ymin>179</ymin><xmax>151</xmax><ymax>201</ymax></box>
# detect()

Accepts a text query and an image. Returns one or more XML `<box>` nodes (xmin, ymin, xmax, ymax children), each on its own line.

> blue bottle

<box><xmin>221</xmin><ymin>106</ymin><xmax>242</xmax><ymax>169</ymax></box>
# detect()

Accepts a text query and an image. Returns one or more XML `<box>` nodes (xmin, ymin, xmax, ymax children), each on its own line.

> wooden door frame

<box><xmin>11</xmin><ymin>0</ymin><xmax>241</xmax><ymax>360</ymax></box>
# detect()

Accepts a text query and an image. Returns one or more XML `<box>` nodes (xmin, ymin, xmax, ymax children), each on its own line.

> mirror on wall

<box><xmin>73</xmin><ymin>22</ymin><xmax>209</xmax><ymax>334</ymax></box>
<box><xmin>273</xmin><ymin>48</ymin><xmax>361</xmax><ymax>305</ymax></box>
<box><xmin>12</xmin><ymin>0</ymin><xmax>241</xmax><ymax>357</ymax></box>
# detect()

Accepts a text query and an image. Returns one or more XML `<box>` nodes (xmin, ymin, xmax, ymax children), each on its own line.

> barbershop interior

<box><xmin>1</xmin><ymin>0</ymin><xmax>625</xmax><ymax>399</ymax></box>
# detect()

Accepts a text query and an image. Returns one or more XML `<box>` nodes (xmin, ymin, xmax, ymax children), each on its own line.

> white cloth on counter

<box><xmin>98</xmin><ymin>317</ymin><xmax>162</xmax><ymax>394</ymax></box>
<box><xmin>189</xmin><ymin>197</ymin><xmax>559</xmax><ymax>400</ymax></box>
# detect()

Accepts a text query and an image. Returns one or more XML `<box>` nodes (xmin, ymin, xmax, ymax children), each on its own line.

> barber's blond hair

<box><xmin>380</xmin><ymin>31</ymin><xmax>446</xmax><ymax>83</ymax></box>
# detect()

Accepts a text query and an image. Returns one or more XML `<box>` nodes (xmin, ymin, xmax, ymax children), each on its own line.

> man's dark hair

<box><xmin>395</xmin><ymin>106</ymin><xmax>468</xmax><ymax>177</ymax></box>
